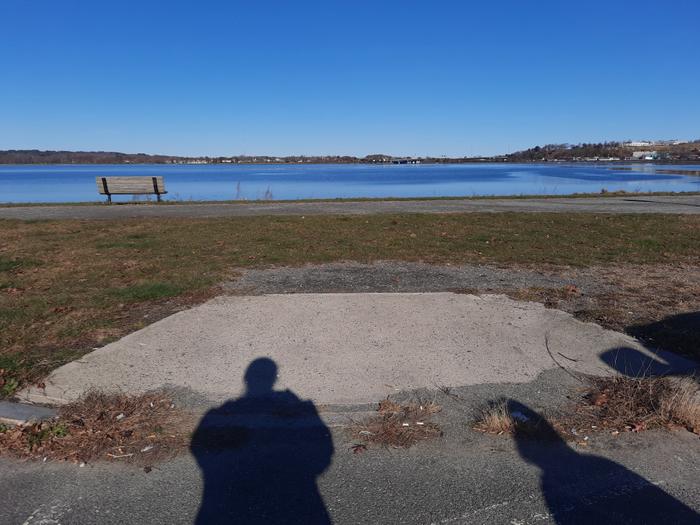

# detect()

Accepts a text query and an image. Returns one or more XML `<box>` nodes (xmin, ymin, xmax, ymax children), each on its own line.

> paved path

<box><xmin>19</xmin><ymin>293</ymin><xmax>696</xmax><ymax>407</ymax></box>
<box><xmin>2</xmin><ymin>195</ymin><xmax>700</xmax><ymax>220</ymax></box>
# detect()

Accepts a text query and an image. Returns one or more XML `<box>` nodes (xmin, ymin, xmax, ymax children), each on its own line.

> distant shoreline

<box><xmin>2</xmin><ymin>141</ymin><xmax>699</xmax><ymax>165</ymax></box>
<box><xmin>2</xmin><ymin>160</ymin><xmax>700</xmax><ymax>167</ymax></box>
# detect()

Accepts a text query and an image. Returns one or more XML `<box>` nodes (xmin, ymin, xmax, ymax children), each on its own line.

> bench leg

<box><xmin>157</xmin><ymin>193</ymin><xmax>162</xmax><ymax>203</ymax></box>
<box><xmin>107</xmin><ymin>194</ymin><xmax>112</xmax><ymax>205</ymax></box>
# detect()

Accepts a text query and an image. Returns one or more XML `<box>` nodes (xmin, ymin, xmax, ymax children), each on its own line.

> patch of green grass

<box><xmin>106</xmin><ymin>282</ymin><xmax>184</xmax><ymax>302</ymax></box>
<box><xmin>0</xmin><ymin>257</ymin><xmax>22</xmax><ymax>272</ymax></box>
<box><xmin>56</xmin><ymin>318</ymin><xmax>104</xmax><ymax>339</ymax></box>
<box><xmin>50</xmin><ymin>423</ymin><xmax>69</xmax><ymax>438</ymax></box>
<box><xmin>0</xmin><ymin>377</ymin><xmax>19</xmax><ymax>398</ymax></box>
<box><xmin>0</xmin><ymin>256</ymin><xmax>41</xmax><ymax>272</ymax></box>
<box><xmin>0</xmin><ymin>307</ymin><xmax>28</xmax><ymax>328</ymax></box>
<box><xmin>95</xmin><ymin>234</ymin><xmax>158</xmax><ymax>250</ymax></box>
<box><xmin>635</xmin><ymin>238</ymin><xmax>662</xmax><ymax>250</ymax></box>
<box><xmin>23</xmin><ymin>421</ymin><xmax>69</xmax><ymax>450</ymax></box>
<box><xmin>0</xmin><ymin>354</ymin><xmax>24</xmax><ymax>397</ymax></box>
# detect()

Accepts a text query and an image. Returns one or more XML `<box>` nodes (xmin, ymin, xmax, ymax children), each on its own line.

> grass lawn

<box><xmin>1</xmin><ymin>212</ymin><xmax>699</xmax><ymax>396</ymax></box>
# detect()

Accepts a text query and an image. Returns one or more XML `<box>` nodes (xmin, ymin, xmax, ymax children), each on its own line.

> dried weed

<box><xmin>0</xmin><ymin>391</ymin><xmax>194</xmax><ymax>464</ymax></box>
<box><xmin>351</xmin><ymin>399</ymin><xmax>442</xmax><ymax>448</ymax></box>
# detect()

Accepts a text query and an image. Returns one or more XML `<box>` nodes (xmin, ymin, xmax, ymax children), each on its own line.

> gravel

<box><xmin>224</xmin><ymin>261</ymin><xmax>607</xmax><ymax>295</ymax></box>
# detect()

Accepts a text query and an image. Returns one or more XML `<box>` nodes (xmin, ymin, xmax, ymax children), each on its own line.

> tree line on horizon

<box><xmin>1</xmin><ymin>141</ymin><xmax>699</xmax><ymax>164</ymax></box>
<box><xmin>506</xmin><ymin>140</ymin><xmax>700</xmax><ymax>162</ymax></box>
<box><xmin>0</xmin><ymin>150</ymin><xmax>398</xmax><ymax>164</ymax></box>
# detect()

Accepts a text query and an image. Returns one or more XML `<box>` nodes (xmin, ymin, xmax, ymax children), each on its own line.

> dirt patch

<box><xmin>224</xmin><ymin>261</ymin><xmax>596</xmax><ymax>295</ymax></box>
<box><xmin>0</xmin><ymin>391</ymin><xmax>194</xmax><ymax>465</ymax></box>
<box><xmin>350</xmin><ymin>399</ymin><xmax>442</xmax><ymax>448</ymax></box>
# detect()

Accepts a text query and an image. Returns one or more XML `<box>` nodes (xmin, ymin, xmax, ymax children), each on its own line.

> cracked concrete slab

<box><xmin>19</xmin><ymin>293</ymin><xmax>697</xmax><ymax>407</ymax></box>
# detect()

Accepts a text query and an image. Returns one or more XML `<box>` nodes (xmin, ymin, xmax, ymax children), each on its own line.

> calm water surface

<box><xmin>0</xmin><ymin>163</ymin><xmax>698</xmax><ymax>203</ymax></box>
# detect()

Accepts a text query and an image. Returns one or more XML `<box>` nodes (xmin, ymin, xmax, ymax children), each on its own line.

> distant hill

<box><xmin>506</xmin><ymin>141</ymin><xmax>700</xmax><ymax>162</ymax></box>
<box><xmin>0</xmin><ymin>150</ymin><xmax>184</xmax><ymax>164</ymax></box>
<box><xmin>0</xmin><ymin>150</ymin><xmax>380</xmax><ymax>164</ymax></box>
<box><xmin>0</xmin><ymin>150</ymin><xmax>439</xmax><ymax>165</ymax></box>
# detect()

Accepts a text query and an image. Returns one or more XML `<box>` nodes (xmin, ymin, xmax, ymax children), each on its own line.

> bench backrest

<box><xmin>96</xmin><ymin>176</ymin><xmax>166</xmax><ymax>195</ymax></box>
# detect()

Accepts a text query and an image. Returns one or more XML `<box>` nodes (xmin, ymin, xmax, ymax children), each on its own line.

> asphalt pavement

<box><xmin>3</xmin><ymin>369</ymin><xmax>700</xmax><ymax>524</ymax></box>
<box><xmin>1</xmin><ymin>194</ymin><xmax>700</xmax><ymax>220</ymax></box>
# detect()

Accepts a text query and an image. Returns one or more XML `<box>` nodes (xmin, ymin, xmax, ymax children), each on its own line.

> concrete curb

<box><xmin>0</xmin><ymin>401</ymin><xmax>57</xmax><ymax>426</ymax></box>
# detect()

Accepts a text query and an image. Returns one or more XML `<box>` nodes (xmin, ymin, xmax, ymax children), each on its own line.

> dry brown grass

<box><xmin>570</xmin><ymin>375</ymin><xmax>700</xmax><ymax>435</ymax></box>
<box><xmin>509</xmin><ymin>284</ymin><xmax>581</xmax><ymax>307</ymax></box>
<box><xmin>574</xmin><ymin>264</ymin><xmax>700</xmax><ymax>359</ymax></box>
<box><xmin>457</xmin><ymin>285</ymin><xmax>582</xmax><ymax>310</ymax></box>
<box><xmin>474</xmin><ymin>377</ymin><xmax>700</xmax><ymax>442</ymax></box>
<box><xmin>473</xmin><ymin>400</ymin><xmax>515</xmax><ymax>434</ymax></box>
<box><xmin>473</xmin><ymin>399</ymin><xmax>562</xmax><ymax>440</ymax></box>
<box><xmin>351</xmin><ymin>399</ymin><xmax>442</xmax><ymax>448</ymax></box>
<box><xmin>0</xmin><ymin>391</ymin><xmax>194</xmax><ymax>464</ymax></box>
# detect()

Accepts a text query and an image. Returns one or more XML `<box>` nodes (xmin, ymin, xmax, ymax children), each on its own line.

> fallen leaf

<box><xmin>590</xmin><ymin>392</ymin><xmax>609</xmax><ymax>406</ymax></box>
<box><xmin>630</xmin><ymin>422</ymin><xmax>647</xmax><ymax>433</ymax></box>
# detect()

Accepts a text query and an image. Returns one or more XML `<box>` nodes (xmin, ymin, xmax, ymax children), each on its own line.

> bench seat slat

<box><xmin>96</xmin><ymin>176</ymin><xmax>166</xmax><ymax>195</ymax></box>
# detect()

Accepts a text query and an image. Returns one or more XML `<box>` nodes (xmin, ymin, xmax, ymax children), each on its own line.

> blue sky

<box><xmin>1</xmin><ymin>1</ymin><xmax>698</xmax><ymax>157</ymax></box>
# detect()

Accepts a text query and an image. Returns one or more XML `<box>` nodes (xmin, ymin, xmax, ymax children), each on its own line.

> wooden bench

<box><xmin>96</xmin><ymin>176</ymin><xmax>167</xmax><ymax>204</ymax></box>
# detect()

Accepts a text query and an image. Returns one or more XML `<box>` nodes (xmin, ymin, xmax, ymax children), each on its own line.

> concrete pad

<box><xmin>19</xmin><ymin>293</ymin><xmax>697</xmax><ymax>406</ymax></box>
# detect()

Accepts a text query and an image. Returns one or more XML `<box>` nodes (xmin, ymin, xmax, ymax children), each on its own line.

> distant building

<box><xmin>632</xmin><ymin>151</ymin><xmax>659</xmax><ymax>160</ymax></box>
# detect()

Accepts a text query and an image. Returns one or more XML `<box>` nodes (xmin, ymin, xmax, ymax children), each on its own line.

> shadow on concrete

<box><xmin>626</xmin><ymin>311</ymin><xmax>700</xmax><ymax>361</ymax></box>
<box><xmin>509</xmin><ymin>400</ymin><xmax>699</xmax><ymax>524</ymax></box>
<box><xmin>599</xmin><ymin>346</ymin><xmax>698</xmax><ymax>378</ymax></box>
<box><xmin>622</xmin><ymin>198</ymin><xmax>700</xmax><ymax>208</ymax></box>
<box><xmin>190</xmin><ymin>357</ymin><xmax>334</xmax><ymax>524</ymax></box>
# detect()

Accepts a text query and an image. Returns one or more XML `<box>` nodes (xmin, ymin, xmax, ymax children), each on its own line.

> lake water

<box><xmin>0</xmin><ymin>163</ymin><xmax>698</xmax><ymax>203</ymax></box>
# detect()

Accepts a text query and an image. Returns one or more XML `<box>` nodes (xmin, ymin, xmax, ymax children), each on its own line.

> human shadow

<box><xmin>190</xmin><ymin>358</ymin><xmax>334</xmax><ymax>524</ymax></box>
<box><xmin>509</xmin><ymin>400</ymin><xmax>699</xmax><ymax>524</ymax></box>
<box><xmin>599</xmin><ymin>345</ymin><xmax>698</xmax><ymax>379</ymax></box>
<box><xmin>600</xmin><ymin>311</ymin><xmax>699</xmax><ymax>385</ymax></box>
<box><xmin>617</xmin><ymin>311</ymin><xmax>700</xmax><ymax>366</ymax></box>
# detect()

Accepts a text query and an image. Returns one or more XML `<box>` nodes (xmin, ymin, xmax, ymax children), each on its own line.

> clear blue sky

<box><xmin>1</xmin><ymin>1</ymin><xmax>698</xmax><ymax>157</ymax></box>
